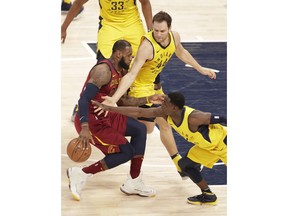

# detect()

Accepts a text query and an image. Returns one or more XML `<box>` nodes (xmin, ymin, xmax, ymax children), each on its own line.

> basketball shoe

<box><xmin>120</xmin><ymin>173</ymin><xmax>156</xmax><ymax>197</ymax></box>
<box><xmin>61</xmin><ymin>1</ymin><xmax>72</xmax><ymax>13</ymax></box>
<box><xmin>61</xmin><ymin>1</ymin><xmax>84</xmax><ymax>20</ymax></box>
<box><xmin>67</xmin><ymin>167</ymin><xmax>92</xmax><ymax>201</ymax></box>
<box><xmin>187</xmin><ymin>192</ymin><xmax>218</xmax><ymax>205</ymax></box>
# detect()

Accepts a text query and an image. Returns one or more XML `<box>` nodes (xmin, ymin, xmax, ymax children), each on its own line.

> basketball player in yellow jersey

<box><xmin>98</xmin><ymin>11</ymin><xmax>217</xmax><ymax>178</ymax></box>
<box><xmin>61</xmin><ymin>0</ymin><xmax>153</xmax><ymax>60</ymax></box>
<box><xmin>61</xmin><ymin>0</ymin><xmax>154</xmax><ymax>122</ymax></box>
<box><xmin>93</xmin><ymin>91</ymin><xmax>227</xmax><ymax>205</ymax></box>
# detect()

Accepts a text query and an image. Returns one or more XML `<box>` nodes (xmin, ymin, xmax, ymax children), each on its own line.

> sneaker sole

<box><xmin>66</xmin><ymin>168</ymin><xmax>81</xmax><ymax>201</ymax></box>
<box><xmin>187</xmin><ymin>199</ymin><xmax>218</xmax><ymax>206</ymax></box>
<box><xmin>120</xmin><ymin>187</ymin><xmax>156</xmax><ymax>197</ymax></box>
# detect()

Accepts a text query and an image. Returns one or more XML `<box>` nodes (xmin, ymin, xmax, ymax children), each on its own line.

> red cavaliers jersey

<box><xmin>75</xmin><ymin>59</ymin><xmax>128</xmax><ymax>152</ymax></box>
<box><xmin>80</xmin><ymin>59</ymin><xmax>123</xmax><ymax>114</ymax></box>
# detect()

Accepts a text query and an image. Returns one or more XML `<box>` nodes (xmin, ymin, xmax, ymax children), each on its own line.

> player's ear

<box><xmin>172</xmin><ymin>105</ymin><xmax>178</xmax><ymax>111</ymax></box>
<box><xmin>117</xmin><ymin>50</ymin><xmax>123</xmax><ymax>58</ymax></box>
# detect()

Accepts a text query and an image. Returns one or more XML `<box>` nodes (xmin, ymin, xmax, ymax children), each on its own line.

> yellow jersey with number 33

<box><xmin>129</xmin><ymin>31</ymin><xmax>176</xmax><ymax>98</ymax></box>
<box><xmin>99</xmin><ymin>0</ymin><xmax>142</xmax><ymax>26</ymax></box>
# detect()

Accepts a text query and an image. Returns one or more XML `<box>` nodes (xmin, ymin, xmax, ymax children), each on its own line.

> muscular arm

<box><xmin>117</xmin><ymin>94</ymin><xmax>165</xmax><ymax>106</ymax></box>
<box><xmin>188</xmin><ymin>110</ymin><xmax>227</xmax><ymax>132</ymax></box>
<box><xmin>61</xmin><ymin>0</ymin><xmax>88</xmax><ymax>43</ymax></box>
<box><xmin>173</xmin><ymin>31</ymin><xmax>216</xmax><ymax>79</ymax></box>
<box><xmin>139</xmin><ymin>0</ymin><xmax>153</xmax><ymax>31</ymax></box>
<box><xmin>95</xmin><ymin>102</ymin><xmax>166</xmax><ymax>119</ymax></box>
<box><xmin>77</xmin><ymin>63</ymin><xmax>111</xmax><ymax>146</ymax></box>
<box><xmin>78</xmin><ymin>64</ymin><xmax>111</xmax><ymax>125</ymax></box>
<box><xmin>106</xmin><ymin>39</ymin><xmax>153</xmax><ymax>105</ymax></box>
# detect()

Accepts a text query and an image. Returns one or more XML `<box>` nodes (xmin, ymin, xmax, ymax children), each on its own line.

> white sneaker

<box><xmin>67</xmin><ymin>167</ymin><xmax>92</xmax><ymax>201</ymax></box>
<box><xmin>120</xmin><ymin>173</ymin><xmax>156</xmax><ymax>197</ymax></box>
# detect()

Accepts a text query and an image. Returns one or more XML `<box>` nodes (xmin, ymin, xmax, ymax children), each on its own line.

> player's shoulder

<box><xmin>91</xmin><ymin>62</ymin><xmax>111</xmax><ymax>77</ymax></box>
<box><xmin>171</xmin><ymin>31</ymin><xmax>180</xmax><ymax>41</ymax></box>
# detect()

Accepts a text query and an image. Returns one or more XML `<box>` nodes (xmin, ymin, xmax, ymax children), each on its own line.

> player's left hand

<box><xmin>92</xmin><ymin>96</ymin><xmax>115</xmax><ymax>116</ymax></box>
<box><xmin>203</xmin><ymin>68</ymin><xmax>217</xmax><ymax>79</ymax></box>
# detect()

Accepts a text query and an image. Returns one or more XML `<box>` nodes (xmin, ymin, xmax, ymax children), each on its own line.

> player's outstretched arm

<box><xmin>117</xmin><ymin>93</ymin><xmax>165</xmax><ymax>106</ymax></box>
<box><xmin>173</xmin><ymin>31</ymin><xmax>216</xmax><ymax>79</ymax></box>
<box><xmin>92</xmin><ymin>100</ymin><xmax>164</xmax><ymax>119</ymax></box>
<box><xmin>100</xmin><ymin>39</ymin><xmax>153</xmax><ymax>106</ymax></box>
<box><xmin>188</xmin><ymin>110</ymin><xmax>227</xmax><ymax>132</ymax></box>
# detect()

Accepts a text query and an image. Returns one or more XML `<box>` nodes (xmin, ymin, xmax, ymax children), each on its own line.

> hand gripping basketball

<box><xmin>66</xmin><ymin>138</ymin><xmax>92</xmax><ymax>162</ymax></box>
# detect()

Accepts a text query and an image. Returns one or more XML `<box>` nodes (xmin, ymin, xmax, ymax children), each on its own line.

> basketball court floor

<box><xmin>61</xmin><ymin>1</ymin><xmax>227</xmax><ymax>215</ymax></box>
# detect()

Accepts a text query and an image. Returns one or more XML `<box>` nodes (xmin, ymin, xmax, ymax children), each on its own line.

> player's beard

<box><xmin>119</xmin><ymin>57</ymin><xmax>130</xmax><ymax>70</ymax></box>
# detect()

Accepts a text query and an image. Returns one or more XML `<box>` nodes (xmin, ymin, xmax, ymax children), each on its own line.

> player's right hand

<box><xmin>78</xmin><ymin>125</ymin><xmax>94</xmax><ymax>149</ymax></box>
<box><xmin>92</xmin><ymin>96</ymin><xmax>116</xmax><ymax>116</ymax></box>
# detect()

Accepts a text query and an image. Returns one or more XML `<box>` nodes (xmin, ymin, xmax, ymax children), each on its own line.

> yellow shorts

<box><xmin>98</xmin><ymin>22</ymin><xmax>145</xmax><ymax>58</ymax></box>
<box><xmin>187</xmin><ymin>138</ymin><xmax>227</xmax><ymax>168</ymax></box>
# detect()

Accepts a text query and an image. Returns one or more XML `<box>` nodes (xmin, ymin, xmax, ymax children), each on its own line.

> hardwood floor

<box><xmin>61</xmin><ymin>1</ymin><xmax>227</xmax><ymax>215</ymax></box>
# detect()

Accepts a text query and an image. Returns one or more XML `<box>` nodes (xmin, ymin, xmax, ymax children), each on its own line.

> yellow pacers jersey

<box><xmin>129</xmin><ymin>31</ymin><xmax>176</xmax><ymax>98</ymax></box>
<box><xmin>99</xmin><ymin>0</ymin><xmax>142</xmax><ymax>25</ymax></box>
<box><xmin>167</xmin><ymin>106</ymin><xmax>227</xmax><ymax>168</ymax></box>
<box><xmin>97</xmin><ymin>0</ymin><xmax>145</xmax><ymax>58</ymax></box>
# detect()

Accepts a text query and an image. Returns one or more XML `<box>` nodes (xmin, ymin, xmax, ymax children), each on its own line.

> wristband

<box><xmin>210</xmin><ymin>114</ymin><xmax>227</xmax><ymax>124</ymax></box>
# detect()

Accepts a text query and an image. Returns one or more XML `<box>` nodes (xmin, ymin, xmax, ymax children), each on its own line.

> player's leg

<box><xmin>97</xmin><ymin>24</ymin><xmax>122</xmax><ymax>59</ymax></box>
<box><xmin>120</xmin><ymin>117</ymin><xmax>156</xmax><ymax>197</ymax></box>
<box><xmin>61</xmin><ymin>0</ymin><xmax>84</xmax><ymax>19</ymax></box>
<box><xmin>155</xmin><ymin>117</ymin><xmax>186</xmax><ymax>179</ymax></box>
<box><xmin>180</xmin><ymin>146</ymin><xmax>220</xmax><ymax>205</ymax></box>
<box><xmin>178</xmin><ymin>155</ymin><xmax>217</xmax><ymax>205</ymax></box>
<box><xmin>68</xmin><ymin>115</ymin><xmax>133</xmax><ymax>200</ymax></box>
<box><xmin>138</xmin><ymin>120</ymin><xmax>155</xmax><ymax>134</ymax></box>
<box><xmin>123</xmin><ymin>22</ymin><xmax>145</xmax><ymax>57</ymax></box>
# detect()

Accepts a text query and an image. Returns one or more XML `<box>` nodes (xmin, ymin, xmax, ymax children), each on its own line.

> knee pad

<box><xmin>178</xmin><ymin>157</ymin><xmax>202</xmax><ymax>183</ymax></box>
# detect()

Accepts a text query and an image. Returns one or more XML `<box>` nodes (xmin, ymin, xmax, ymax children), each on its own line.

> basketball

<box><xmin>66</xmin><ymin>138</ymin><xmax>92</xmax><ymax>162</ymax></box>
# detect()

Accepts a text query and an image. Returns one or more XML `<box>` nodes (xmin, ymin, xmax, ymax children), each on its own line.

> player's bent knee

<box><xmin>178</xmin><ymin>157</ymin><xmax>203</xmax><ymax>183</ymax></box>
<box><xmin>119</xmin><ymin>143</ymin><xmax>135</xmax><ymax>160</ymax></box>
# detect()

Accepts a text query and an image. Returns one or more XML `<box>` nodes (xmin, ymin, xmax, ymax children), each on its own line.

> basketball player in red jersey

<box><xmin>67</xmin><ymin>40</ymin><xmax>159</xmax><ymax>201</ymax></box>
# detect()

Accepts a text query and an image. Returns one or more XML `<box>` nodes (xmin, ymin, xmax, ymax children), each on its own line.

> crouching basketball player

<box><xmin>67</xmin><ymin>40</ymin><xmax>158</xmax><ymax>201</ymax></box>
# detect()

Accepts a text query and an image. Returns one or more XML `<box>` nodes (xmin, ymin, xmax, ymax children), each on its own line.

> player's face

<box><xmin>152</xmin><ymin>21</ymin><xmax>170</xmax><ymax>44</ymax></box>
<box><xmin>119</xmin><ymin>46</ymin><xmax>133</xmax><ymax>70</ymax></box>
<box><xmin>161</xmin><ymin>95</ymin><xmax>175</xmax><ymax>115</ymax></box>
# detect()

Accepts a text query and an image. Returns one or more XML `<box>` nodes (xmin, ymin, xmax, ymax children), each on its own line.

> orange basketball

<box><xmin>66</xmin><ymin>138</ymin><xmax>92</xmax><ymax>162</ymax></box>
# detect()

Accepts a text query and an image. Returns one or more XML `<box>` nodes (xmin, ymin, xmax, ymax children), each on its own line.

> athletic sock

<box><xmin>202</xmin><ymin>188</ymin><xmax>213</xmax><ymax>194</ymax></box>
<box><xmin>130</xmin><ymin>156</ymin><xmax>143</xmax><ymax>179</ymax></box>
<box><xmin>82</xmin><ymin>160</ymin><xmax>105</xmax><ymax>174</ymax></box>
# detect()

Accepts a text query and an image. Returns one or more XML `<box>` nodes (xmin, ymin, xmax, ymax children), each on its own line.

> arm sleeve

<box><xmin>78</xmin><ymin>83</ymin><xmax>100</xmax><ymax>124</ymax></box>
<box><xmin>210</xmin><ymin>114</ymin><xmax>227</xmax><ymax>124</ymax></box>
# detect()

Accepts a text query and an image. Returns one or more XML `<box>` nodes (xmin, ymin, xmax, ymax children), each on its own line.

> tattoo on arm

<box><xmin>90</xmin><ymin>64</ymin><xmax>111</xmax><ymax>87</ymax></box>
<box><xmin>118</xmin><ymin>94</ymin><xmax>147</xmax><ymax>106</ymax></box>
